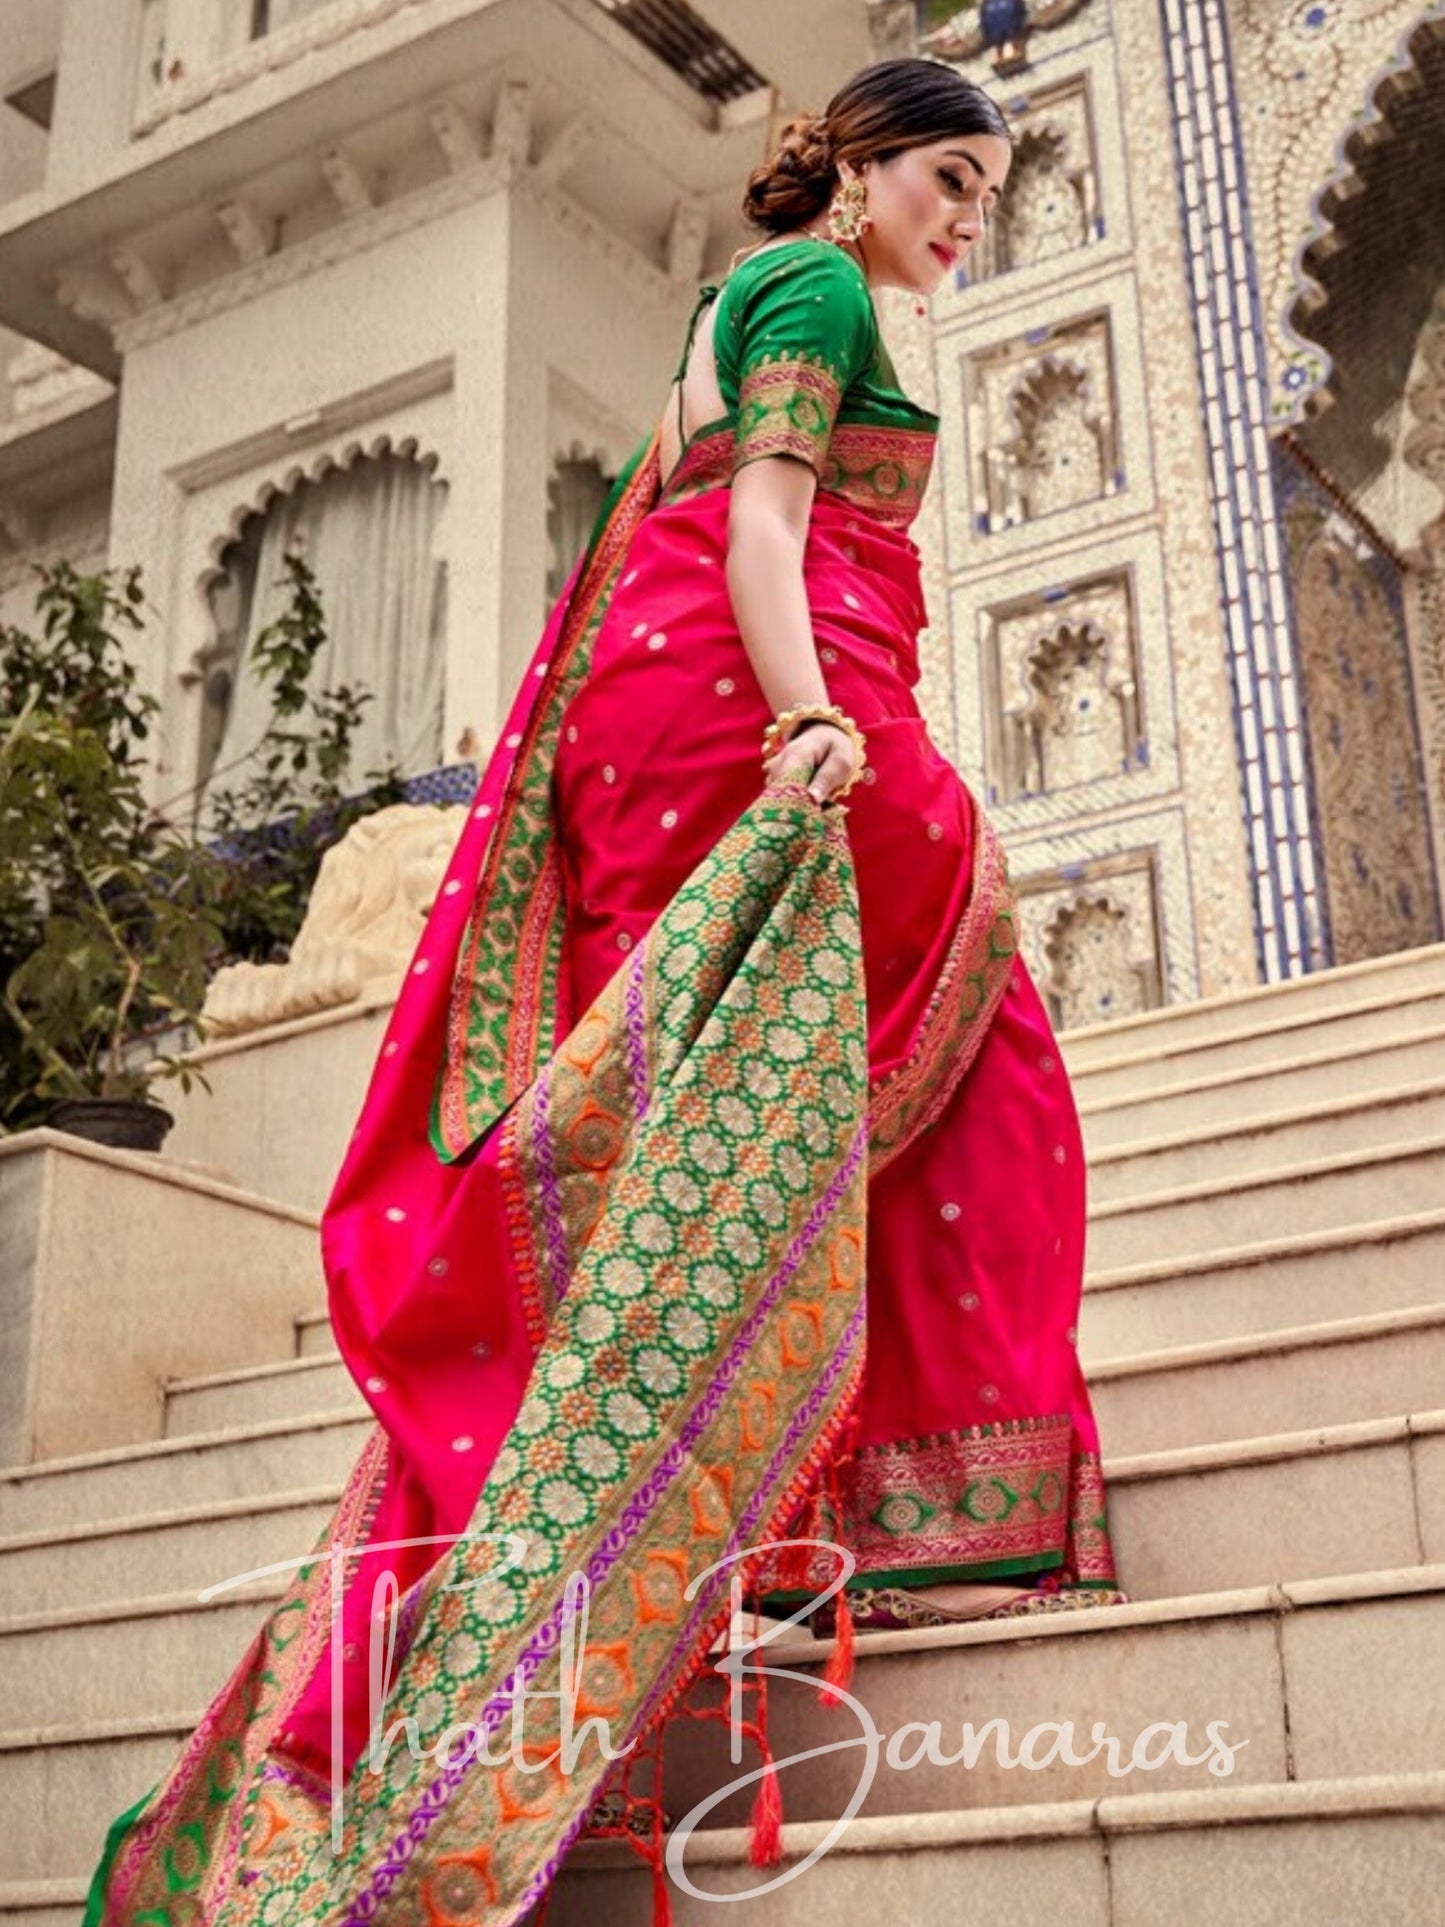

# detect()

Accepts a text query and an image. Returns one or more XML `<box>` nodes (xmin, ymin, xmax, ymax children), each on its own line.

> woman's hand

<box><xmin>763</xmin><ymin>720</ymin><xmax>861</xmax><ymax>805</ymax></box>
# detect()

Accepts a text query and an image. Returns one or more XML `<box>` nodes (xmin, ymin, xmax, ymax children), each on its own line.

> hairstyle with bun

<box><xmin>743</xmin><ymin>57</ymin><xmax>1011</xmax><ymax>235</ymax></box>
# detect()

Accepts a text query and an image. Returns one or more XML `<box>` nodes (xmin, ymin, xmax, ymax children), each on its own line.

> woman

<box><xmin>86</xmin><ymin>56</ymin><xmax>1123</xmax><ymax>1927</ymax></box>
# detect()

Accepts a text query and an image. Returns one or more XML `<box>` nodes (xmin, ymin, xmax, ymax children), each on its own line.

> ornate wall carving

<box><xmin>1278</xmin><ymin>447</ymin><xmax>1441</xmax><ymax>961</ymax></box>
<box><xmin>967</xmin><ymin>76</ymin><xmax>1099</xmax><ymax>283</ymax></box>
<box><xmin>1227</xmin><ymin>0</ymin><xmax>1445</xmax><ymax>423</ymax></box>
<box><xmin>1016</xmin><ymin>852</ymin><xmax>1164</xmax><ymax>1031</ymax></box>
<box><xmin>1403</xmin><ymin>288</ymin><xmax>1445</xmax><ymax>857</ymax></box>
<box><xmin>964</xmin><ymin>311</ymin><xmax>1119</xmax><ymax>534</ymax></box>
<box><xmin>986</xmin><ymin>570</ymin><xmax>1143</xmax><ymax>804</ymax></box>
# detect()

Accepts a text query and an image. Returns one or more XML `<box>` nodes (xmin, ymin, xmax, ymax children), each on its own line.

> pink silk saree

<box><xmin>85</xmin><ymin>244</ymin><xmax>1120</xmax><ymax>1927</ymax></box>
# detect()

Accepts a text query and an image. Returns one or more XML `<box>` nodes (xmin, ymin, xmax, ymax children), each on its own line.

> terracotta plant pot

<box><xmin>48</xmin><ymin>1097</ymin><xmax>176</xmax><ymax>1154</ymax></box>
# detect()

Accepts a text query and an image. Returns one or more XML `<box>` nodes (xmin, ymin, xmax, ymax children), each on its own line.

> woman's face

<box><xmin>844</xmin><ymin>133</ymin><xmax>1012</xmax><ymax>292</ymax></box>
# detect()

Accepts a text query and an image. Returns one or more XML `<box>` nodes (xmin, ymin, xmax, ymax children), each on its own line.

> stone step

<box><xmin>1060</xmin><ymin>940</ymin><xmax>1445</xmax><ymax>1068</ymax></box>
<box><xmin>0</xmin><ymin>1486</ymin><xmax>338</xmax><ymax>1617</ymax></box>
<box><xmin>1109</xmin><ymin>1408</ymin><xmax>1444</xmax><ymax>1602</ymax></box>
<box><xmin>1086</xmin><ymin>1077</ymin><xmax>1445</xmax><ymax>1206</ymax></box>
<box><xmin>1085</xmin><ymin>1135</ymin><xmax>1445</xmax><ymax>1272</ymax></box>
<box><xmin>3</xmin><ymin>1401</ymin><xmax>1441</xmax><ymax>1630</ymax></box>
<box><xmin>1065</xmin><ymin>981</ymin><xmax>1445</xmax><ymax>1105</ymax></box>
<box><xmin>8</xmin><ymin>1767</ymin><xmax>1444</xmax><ymax>1927</ymax></box>
<box><xmin>5</xmin><ymin>1569</ymin><xmax>1443</xmax><ymax>1894</ymax></box>
<box><xmin>4</xmin><ymin>1405</ymin><xmax>1443</xmax><ymax>1729</ymax></box>
<box><xmin>298</xmin><ymin>1207</ymin><xmax>1445</xmax><ymax>1375</ymax></box>
<box><xmin>1078</xmin><ymin>1208</ymin><xmax>1445</xmax><ymax>1358</ymax></box>
<box><xmin>163</xmin><ymin>1354</ymin><xmax>364</xmax><ymax>1437</ymax></box>
<box><xmin>0</xmin><ymin>1877</ymin><xmax>83</xmax><ymax>1927</ymax></box>
<box><xmin>554</xmin><ymin>1769</ymin><xmax>1445</xmax><ymax>1925</ymax></box>
<box><xmin>1087</xmin><ymin>1305</ymin><xmax>1445</xmax><ymax>1455</ymax></box>
<box><xmin>0</xmin><ymin>1584</ymin><xmax>287</xmax><ymax>1730</ymax></box>
<box><xmin>295</xmin><ymin>1307</ymin><xmax>334</xmax><ymax>1358</ymax></box>
<box><xmin>660</xmin><ymin>1564</ymin><xmax>1445</xmax><ymax>1830</ymax></box>
<box><xmin>1077</xmin><ymin>1020</ymin><xmax>1445</xmax><ymax>1150</ymax></box>
<box><xmin>0</xmin><ymin>1714</ymin><xmax>191</xmax><ymax>1887</ymax></box>
<box><xmin>0</xmin><ymin>1411</ymin><xmax>371</xmax><ymax>1536</ymax></box>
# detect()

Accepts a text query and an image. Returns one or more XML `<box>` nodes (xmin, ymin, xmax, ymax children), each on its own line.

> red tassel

<box><xmin>650</xmin><ymin>1855</ymin><xmax>674</xmax><ymax>1927</ymax></box>
<box><xmin>747</xmin><ymin>1758</ymin><xmax>784</xmax><ymax>1868</ymax></box>
<box><xmin>820</xmin><ymin>1581</ymin><xmax>855</xmax><ymax>1704</ymax></box>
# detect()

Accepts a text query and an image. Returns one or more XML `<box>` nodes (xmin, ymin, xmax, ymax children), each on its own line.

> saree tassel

<box><xmin>820</xmin><ymin>1580</ymin><xmax>856</xmax><ymax>1702</ymax></box>
<box><xmin>746</xmin><ymin>1601</ymin><xmax>784</xmax><ymax>1869</ymax></box>
<box><xmin>747</xmin><ymin>1759</ymin><xmax>784</xmax><ymax>1869</ymax></box>
<box><xmin>818</xmin><ymin>1412</ymin><xmax>860</xmax><ymax>1703</ymax></box>
<box><xmin>650</xmin><ymin>1856</ymin><xmax>675</xmax><ymax>1927</ymax></box>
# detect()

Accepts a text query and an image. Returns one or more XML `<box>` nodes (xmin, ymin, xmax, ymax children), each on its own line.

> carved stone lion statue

<box><xmin>201</xmin><ymin>801</ymin><xmax>467</xmax><ymax>1037</ymax></box>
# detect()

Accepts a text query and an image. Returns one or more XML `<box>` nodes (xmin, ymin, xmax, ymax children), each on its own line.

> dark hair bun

<box><xmin>739</xmin><ymin>60</ymin><xmax>1010</xmax><ymax>237</ymax></box>
<box><xmin>742</xmin><ymin>113</ymin><xmax>837</xmax><ymax>235</ymax></box>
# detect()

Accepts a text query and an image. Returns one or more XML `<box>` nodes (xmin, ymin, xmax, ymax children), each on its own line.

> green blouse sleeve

<box><xmin>724</xmin><ymin>245</ymin><xmax>876</xmax><ymax>478</ymax></box>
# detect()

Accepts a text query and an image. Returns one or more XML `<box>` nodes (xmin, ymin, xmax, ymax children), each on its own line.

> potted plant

<box><xmin>0</xmin><ymin>554</ymin><xmax>404</xmax><ymax>1149</ymax></box>
<box><xmin>0</xmin><ymin>565</ymin><xmax>215</xmax><ymax>1147</ymax></box>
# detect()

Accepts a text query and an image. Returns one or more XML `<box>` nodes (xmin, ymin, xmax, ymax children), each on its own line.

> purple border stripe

<box><xmin>529</xmin><ymin>1069</ymin><xmax>572</xmax><ymax>1311</ymax></box>
<box><xmin>341</xmin><ymin>1115</ymin><xmax>867</xmax><ymax>1922</ymax></box>
<box><xmin>624</xmin><ymin>946</ymin><xmax>651</xmax><ymax>1122</ymax></box>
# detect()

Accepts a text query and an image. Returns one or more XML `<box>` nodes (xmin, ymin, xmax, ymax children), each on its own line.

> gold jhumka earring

<box><xmin>825</xmin><ymin>174</ymin><xmax>872</xmax><ymax>244</ymax></box>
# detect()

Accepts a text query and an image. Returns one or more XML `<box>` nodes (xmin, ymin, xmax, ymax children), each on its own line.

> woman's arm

<box><xmin>727</xmin><ymin>456</ymin><xmax>860</xmax><ymax>802</ymax></box>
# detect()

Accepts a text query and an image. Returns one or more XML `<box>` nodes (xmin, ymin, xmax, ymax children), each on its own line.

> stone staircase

<box><xmin>4</xmin><ymin>945</ymin><xmax>1445</xmax><ymax>1924</ymax></box>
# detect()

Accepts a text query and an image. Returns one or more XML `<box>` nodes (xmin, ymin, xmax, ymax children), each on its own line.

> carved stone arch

<box><xmin>1272</xmin><ymin>16</ymin><xmax>1445</xmax><ymax>952</ymax></box>
<box><xmin>1040</xmin><ymin>888</ymin><xmax>1156</xmax><ymax>1031</ymax></box>
<box><xmin>987</xmin><ymin>120</ymin><xmax>1089</xmax><ymax>276</ymax></box>
<box><xmin>191</xmin><ymin>433</ymin><xmax>450</xmax><ymax>795</ymax></box>
<box><xmin>1004</xmin><ymin>355</ymin><xmax>1105</xmax><ymax>519</ymax></box>
<box><xmin>196</xmin><ymin>430</ymin><xmax>448</xmax><ymax>598</ymax></box>
<box><xmin>545</xmin><ymin>437</ymin><xmax>616</xmax><ymax>602</ymax></box>
<box><xmin>1281</xmin><ymin>12</ymin><xmax>1445</xmax><ymax>431</ymax></box>
<box><xmin>1004</xmin><ymin>616</ymin><xmax>1137</xmax><ymax>797</ymax></box>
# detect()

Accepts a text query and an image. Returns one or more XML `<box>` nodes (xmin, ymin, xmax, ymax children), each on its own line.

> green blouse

<box><xmin>665</xmin><ymin>238</ymin><xmax>939</xmax><ymax>529</ymax></box>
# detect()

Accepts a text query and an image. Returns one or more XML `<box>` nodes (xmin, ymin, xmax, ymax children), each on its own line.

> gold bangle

<box><xmin>760</xmin><ymin>702</ymin><xmax>868</xmax><ymax>800</ymax></box>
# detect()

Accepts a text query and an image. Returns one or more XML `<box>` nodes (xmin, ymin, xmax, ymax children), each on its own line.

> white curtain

<box><xmin>208</xmin><ymin>452</ymin><xmax>447</xmax><ymax>790</ymax></box>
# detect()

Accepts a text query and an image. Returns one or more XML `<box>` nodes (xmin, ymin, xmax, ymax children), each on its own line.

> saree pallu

<box><xmin>84</xmin><ymin>429</ymin><xmax>1119</xmax><ymax>1927</ymax></box>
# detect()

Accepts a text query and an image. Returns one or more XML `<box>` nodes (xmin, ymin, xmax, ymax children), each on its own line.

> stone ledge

<box><xmin>1077</xmin><ymin>1015</ymin><xmax>1445</xmax><ymax>1119</ymax></box>
<box><xmin>0</xmin><ymin>1128</ymin><xmax>319</xmax><ymax>1226</ymax></box>
<box><xmin>1086</xmin><ymin>1301</ymin><xmax>1445</xmax><ymax>1384</ymax></box>
<box><xmin>0</xmin><ymin>1405</ymin><xmax>364</xmax><ymax>1487</ymax></box>
<box><xmin>1088</xmin><ymin>1129</ymin><xmax>1445</xmax><ymax>1222</ymax></box>
<box><xmin>1085</xmin><ymin>1204</ymin><xmax>1445</xmax><ymax>1293</ymax></box>
<box><xmin>1064</xmin><ymin>940</ymin><xmax>1445</xmax><ymax>1055</ymax></box>
<box><xmin>1086</xmin><ymin>1070</ymin><xmax>1445</xmax><ymax>1168</ymax></box>
<box><xmin>0</xmin><ymin>1132</ymin><xmax>322</xmax><ymax>1466</ymax></box>
<box><xmin>565</xmin><ymin>1766</ymin><xmax>1445</xmax><ymax>1871</ymax></box>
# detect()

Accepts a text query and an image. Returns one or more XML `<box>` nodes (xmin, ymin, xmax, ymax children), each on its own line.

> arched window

<box><xmin>547</xmin><ymin>449</ymin><xmax>615</xmax><ymax>605</ymax></box>
<box><xmin>198</xmin><ymin>448</ymin><xmax>447</xmax><ymax>794</ymax></box>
